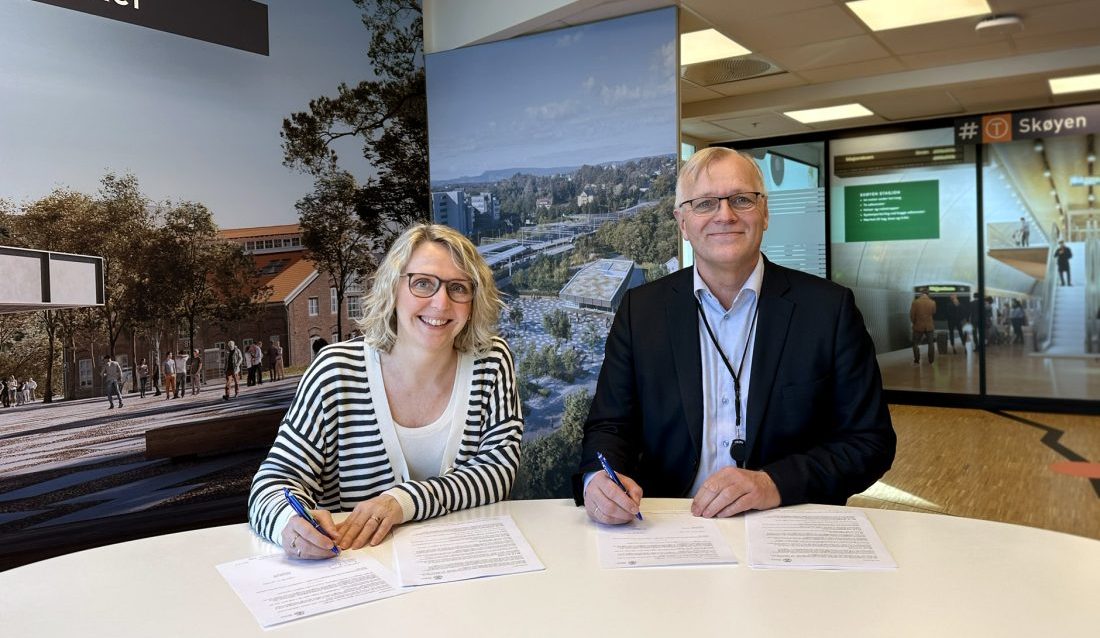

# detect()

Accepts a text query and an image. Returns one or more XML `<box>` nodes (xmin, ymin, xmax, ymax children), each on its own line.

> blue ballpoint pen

<box><xmin>282</xmin><ymin>487</ymin><xmax>340</xmax><ymax>554</ymax></box>
<box><xmin>596</xmin><ymin>451</ymin><xmax>643</xmax><ymax>521</ymax></box>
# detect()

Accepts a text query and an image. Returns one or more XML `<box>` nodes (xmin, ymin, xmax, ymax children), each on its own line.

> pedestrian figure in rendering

<box><xmin>174</xmin><ymin>350</ymin><xmax>188</xmax><ymax>398</ymax></box>
<box><xmin>248</xmin><ymin>341</ymin><xmax>264</xmax><ymax>385</ymax></box>
<box><xmin>1055</xmin><ymin>240</ymin><xmax>1073</xmax><ymax>286</ymax></box>
<box><xmin>1019</xmin><ymin>217</ymin><xmax>1030</xmax><ymax>247</ymax></box>
<box><xmin>188</xmin><ymin>349</ymin><xmax>204</xmax><ymax>395</ymax></box>
<box><xmin>268</xmin><ymin>339</ymin><xmax>284</xmax><ymax>382</ymax></box>
<box><xmin>163</xmin><ymin>353</ymin><xmax>177</xmax><ymax>399</ymax></box>
<box><xmin>945</xmin><ymin>293</ymin><xmax>967</xmax><ymax>354</ymax></box>
<box><xmin>103</xmin><ymin>355</ymin><xmax>125</xmax><ymax>409</ymax></box>
<box><xmin>138</xmin><ymin>359</ymin><xmax>149</xmax><ymax>398</ymax></box>
<box><xmin>224</xmin><ymin>340</ymin><xmax>242</xmax><ymax>400</ymax></box>
<box><xmin>910</xmin><ymin>293</ymin><xmax>937</xmax><ymax>365</ymax></box>
<box><xmin>1009</xmin><ymin>300</ymin><xmax>1026</xmax><ymax>344</ymax></box>
<box><xmin>25</xmin><ymin>376</ymin><xmax>37</xmax><ymax>402</ymax></box>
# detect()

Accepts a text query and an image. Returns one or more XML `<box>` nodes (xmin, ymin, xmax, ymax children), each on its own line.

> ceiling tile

<box><xmin>899</xmin><ymin>41</ymin><xmax>1015</xmax><ymax>70</ymax></box>
<box><xmin>721</xmin><ymin>5</ymin><xmax>868</xmax><ymax>53</ymax></box>
<box><xmin>806</xmin><ymin>114</ymin><xmax>887</xmax><ymax>130</ymax></box>
<box><xmin>708</xmin><ymin>113</ymin><xmax>813</xmax><ymax>137</ymax></box>
<box><xmin>707</xmin><ymin>72</ymin><xmax>807</xmax><ymax>96</ymax></box>
<box><xmin>948</xmin><ymin>78</ymin><xmax>1054</xmax><ymax>111</ymax></box>
<box><xmin>683</xmin><ymin>0</ymin><xmax>836</xmax><ymax>23</ymax></box>
<box><xmin>872</xmin><ymin>19</ymin><xmax>997</xmax><ymax>56</ymax></box>
<box><xmin>762</xmin><ymin>35</ymin><xmax>892</xmax><ymax>71</ymax></box>
<box><xmin>1011</xmin><ymin>27</ymin><xmax>1100</xmax><ymax>54</ymax></box>
<box><xmin>861</xmin><ymin>90</ymin><xmax>964</xmax><ymax>121</ymax></box>
<box><xmin>1008</xmin><ymin>1</ymin><xmax>1100</xmax><ymax>36</ymax></box>
<box><xmin>680</xmin><ymin>120</ymin><xmax>743</xmax><ymax>142</ymax></box>
<box><xmin>680</xmin><ymin>79</ymin><xmax>725</xmax><ymax>103</ymax></box>
<box><xmin>796</xmin><ymin>56</ymin><xmax>907</xmax><ymax>83</ymax></box>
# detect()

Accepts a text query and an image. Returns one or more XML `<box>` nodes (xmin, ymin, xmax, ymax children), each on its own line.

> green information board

<box><xmin>844</xmin><ymin>180</ymin><xmax>940</xmax><ymax>242</ymax></box>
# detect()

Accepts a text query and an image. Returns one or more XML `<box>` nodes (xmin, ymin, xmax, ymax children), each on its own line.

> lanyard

<box><xmin>695</xmin><ymin>298</ymin><xmax>758</xmax><ymax>467</ymax></box>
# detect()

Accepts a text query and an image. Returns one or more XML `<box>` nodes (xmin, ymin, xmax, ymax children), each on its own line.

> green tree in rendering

<box><xmin>297</xmin><ymin>170</ymin><xmax>377</xmax><ymax>341</ymax></box>
<box><xmin>281</xmin><ymin>0</ymin><xmax>428</xmax><ymax>250</ymax></box>
<box><xmin>511</xmin><ymin>389</ymin><xmax>591</xmax><ymax>500</ymax></box>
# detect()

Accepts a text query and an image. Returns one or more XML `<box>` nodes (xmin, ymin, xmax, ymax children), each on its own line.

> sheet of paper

<box><xmin>216</xmin><ymin>553</ymin><xmax>404</xmax><ymax>628</ymax></box>
<box><xmin>745</xmin><ymin>509</ymin><xmax>897</xmax><ymax>570</ymax></box>
<box><xmin>392</xmin><ymin>514</ymin><xmax>544</xmax><ymax>586</ymax></box>
<box><xmin>597</xmin><ymin>510</ymin><xmax>738</xmax><ymax>568</ymax></box>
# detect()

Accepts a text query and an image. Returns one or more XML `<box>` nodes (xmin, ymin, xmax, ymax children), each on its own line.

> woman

<box><xmin>249</xmin><ymin>224</ymin><xmax>523</xmax><ymax>559</ymax></box>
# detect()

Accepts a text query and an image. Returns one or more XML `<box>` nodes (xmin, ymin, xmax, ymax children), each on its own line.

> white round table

<box><xmin>1</xmin><ymin>499</ymin><xmax>1097</xmax><ymax>637</ymax></box>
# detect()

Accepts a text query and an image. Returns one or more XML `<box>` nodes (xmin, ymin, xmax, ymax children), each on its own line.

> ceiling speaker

<box><xmin>681</xmin><ymin>55</ymin><xmax>782</xmax><ymax>87</ymax></box>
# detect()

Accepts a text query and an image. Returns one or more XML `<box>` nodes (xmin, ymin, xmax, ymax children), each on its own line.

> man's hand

<box><xmin>691</xmin><ymin>468</ymin><xmax>780</xmax><ymax>518</ymax></box>
<box><xmin>584</xmin><ymin>472</ymin><xmax>643</xmax><ymax>525</ymax></box>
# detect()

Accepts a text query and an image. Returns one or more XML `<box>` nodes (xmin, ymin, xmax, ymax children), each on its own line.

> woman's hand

<box><xmin>280</xmin><ymin>509</ymin><xmax>339</xmax><ymax>560</ymax></box>
<box><xmin>336</xmin><ymin>494</ymin><xmax>404</xmax><ymax>549</ymax></box>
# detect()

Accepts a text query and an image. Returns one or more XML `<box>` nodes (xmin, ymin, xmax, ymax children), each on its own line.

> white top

<box><xmin>392</xmin><ymin>384</ymin><xmax>459</xmax><ymax>481</ymax></box>
<box><xmin>3</xmin><ymin>500</ymin><xmax>1098</xmax><ymax>638</ymax></box>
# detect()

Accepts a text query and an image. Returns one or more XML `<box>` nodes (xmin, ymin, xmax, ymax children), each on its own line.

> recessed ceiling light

<box><xmin>847</xmin><ymin>0</ymin><xmax>991</xmax><ymax>31</ymax></box>
<box><xmin>1049</xmin><ymin>72</ymin><xmax>1100</xmax><ymax>95</ymax></box>
<box><xmin>680</xmin><ymin>29</ymin><xmax>751</xmax><ymax>66</ymax></box>
<box><xmin>784</xmin><ymin>103</ymin><xmax>874</xmax><ymax>124</ymax></box>
<box><xmin>1034</xmin><ymin>141</ymin><xmax>1044</xmax><ymax>152</ymax></box>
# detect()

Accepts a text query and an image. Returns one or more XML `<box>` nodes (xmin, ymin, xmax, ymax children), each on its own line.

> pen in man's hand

<box><xmin>596</xmin><ymin>451</ymin><xmax>643</xmax><ymax>521</ymax></box>
<box><xmin>282</xmin><ymin>488</ymin><xmax>340</xmax><ymax>554</ymax></box>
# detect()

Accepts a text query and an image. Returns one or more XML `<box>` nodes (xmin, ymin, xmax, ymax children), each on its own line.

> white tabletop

<box><xmin>2</xmin><ymin>499</ymin><xmax>1097</xmax><ymax>637</ymax></box>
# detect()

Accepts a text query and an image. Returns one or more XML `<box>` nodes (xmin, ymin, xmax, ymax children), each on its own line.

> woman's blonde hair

<box><xmin>359</xmin><ymin>223</ymin><xmax>502</xmax><ymax>354</ymax></box>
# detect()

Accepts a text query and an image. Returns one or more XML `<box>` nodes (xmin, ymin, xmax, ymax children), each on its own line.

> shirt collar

<box><xmin>692</xmin><ymin>254</ymin><xmax>765</xmax><ymax>309</ymax></box>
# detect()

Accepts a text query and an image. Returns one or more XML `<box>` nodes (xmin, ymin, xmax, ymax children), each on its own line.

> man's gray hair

<box><xmin>676</xmin><ymin>147</ymin><xmax>766</xmax><ymax>208</ymax></box>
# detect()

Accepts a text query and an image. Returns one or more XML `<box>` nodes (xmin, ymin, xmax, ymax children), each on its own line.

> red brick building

<box><xmin>63</xmin><ymin>225</ymin><xmax>367</xmax><ymax>397</ymax></box>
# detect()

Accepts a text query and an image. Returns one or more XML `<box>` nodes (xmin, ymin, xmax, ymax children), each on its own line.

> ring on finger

<box><xmin>369</xmin><ymin>515</ymin><xmax>382</xmax><ymax>523</ymax></box>
<box><xmin>290</xmin><ymin>535</ymin><xmax>297</xmax><ymax>549</ymax></box>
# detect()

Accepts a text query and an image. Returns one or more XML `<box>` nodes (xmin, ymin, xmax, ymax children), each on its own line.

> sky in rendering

<box><xmin>0</xmin><ymin>1</ymin><xmax>377</xmax><ymax>228</ymax></box>
<box><xmin>426</xmin><ymin>7</ymin><xmax>677</xmax><ymax>184</ymax></box>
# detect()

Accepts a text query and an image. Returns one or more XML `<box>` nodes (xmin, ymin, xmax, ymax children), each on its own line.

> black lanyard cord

<box><xmin>696</xmin><ymin>298</ymin><xmax>757</xmax><ymax>467</ymax></box>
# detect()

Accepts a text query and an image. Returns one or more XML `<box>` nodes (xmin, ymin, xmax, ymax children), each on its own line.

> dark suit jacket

<box><xmin>574</xmin><ymin>258</ymin><xmax>895</xmax><ymax>506</ymax></box>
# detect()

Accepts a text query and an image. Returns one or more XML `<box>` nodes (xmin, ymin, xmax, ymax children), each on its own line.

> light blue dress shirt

<box><xmin>689</xmin><ymin>255</ymin><xmax>763</xmax><ymax>496</ymax></box>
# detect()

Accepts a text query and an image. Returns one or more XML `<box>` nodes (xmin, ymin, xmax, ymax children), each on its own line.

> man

<box><xmin>248</xmin><ymin>341</ymin><xmax>264</xmax><ymax>385</ymax></box>
<box><xmin>102</xmin><ymin>355</ymin><xmax>124</xmax><ymax>409</ymax></box>
<box><xmin>163</xmin><ymin>353</ymin><xmax>176</xmax><ymax>400</ymax></box>
<box><xmin>1018</xmin><ymin>217</ymin><xmax>1030</xmax><ymax>247</ymax></box>
<box><xmin>1054</xmin><ymin>240</ymin><xmax>1073</xmax><ymax>286</ymax></box>
<box><xmin>910</xmin><ymin>293</ymin><xmax>937</xmax><ymax>365</ymax></box>
<box><xmin>174</xmin><ymin>350</ymin><xmax>188</xmax><ymax>398</ymax></box>
<box><xmin>945</xmin><ymin>293</ymin><xmax>967</xmax><ymax>354</ymax></box>
<box><xmin>188</xmin><ymin>348</ymin><xmax>203</xmax><ymax>395</ymax></box>
<box><xmin>224</xmin><ymin>340</ymin><xmax>242</xmax><ymax>400</ymax></box>
<box><xmin>575</xmin><ymin>147</ymin><xmax>895</xmax><ymax>524</ymax></box>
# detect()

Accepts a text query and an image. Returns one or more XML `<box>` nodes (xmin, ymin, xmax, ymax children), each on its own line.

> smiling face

<box><xmin>394</xmin><ymin>241</ymin><xmax>474</xmax><ymax>354</ymax></box>
<box><xmin>675</xmin><ymin>153</ymin><xmax>768</xmax><ymax>286</ymax></box>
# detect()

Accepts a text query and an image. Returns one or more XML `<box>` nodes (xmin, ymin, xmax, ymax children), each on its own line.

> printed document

<box><xmin>217</xmin><ymin>553</ymin><xmax>404</xmax><ymax>628</ymax></box>
<box><xmin>392</xmin><ymin>514</ymin><xmax>544</xmax><ymax>586</ymax></box>
<box><xmin>597</xmin><ymin>510</ymin><xmax>737</xmax><ymax>568</ymax></box>
<box><xmin>745</xmin><ymin>509</ymin><xmax>897</xmax><ymax>569</ymax></box>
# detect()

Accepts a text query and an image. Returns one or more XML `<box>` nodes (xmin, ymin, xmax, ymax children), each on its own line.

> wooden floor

<box><xmin>850</xmin><ymin>405</ymin><xmax>1100</xmax><ymax>540</ymax></box>
<box><xmin>877</xmin><ymin>341</ymin><xmax>1100</xmax><ymax>399</ymax></box>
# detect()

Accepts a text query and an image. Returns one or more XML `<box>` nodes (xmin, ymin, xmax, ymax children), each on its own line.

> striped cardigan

<box><xmin>248</xmin><ymin>336</ymin><xmax>523</xmax><ymax>543</ymax></box>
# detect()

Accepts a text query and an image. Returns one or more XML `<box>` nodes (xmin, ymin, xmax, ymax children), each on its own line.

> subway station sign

<box><xmin>954</xmin><ymin>104</ymin><xmax>1100</xmax><ymax>145</ymax></box>
<box><xmin>31</xmin><ymin>0</ymin><xmax>269</xmax><ymax>55</ymax></box>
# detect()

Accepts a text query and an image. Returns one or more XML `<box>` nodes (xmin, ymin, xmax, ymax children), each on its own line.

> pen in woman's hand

<box><xmin>283</xmin><ymin>488</ymin><xmax>340</xmax><ymax>554</ymax></box>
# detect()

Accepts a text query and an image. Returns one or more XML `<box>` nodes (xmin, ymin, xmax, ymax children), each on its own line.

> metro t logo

<box><xmin>106</xmin><ymin>0</ymin><xmax>139</xmax><ymax>7</ymax></box>
<box><xmin>981</xmin><ymin>114</ymin><xmax>1013</xmax><ymax>143</ymax></box>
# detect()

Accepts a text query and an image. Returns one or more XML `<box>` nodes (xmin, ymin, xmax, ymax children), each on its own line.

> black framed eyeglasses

<box><xmin>403</xmin><ymin>273</ymin><xmax>476</xmax><ymax>303</ymax></box>
<box><xmin>678</xmin><ymin>192</ymin><xmax>766</xmax><ymax>216</ymax></box>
